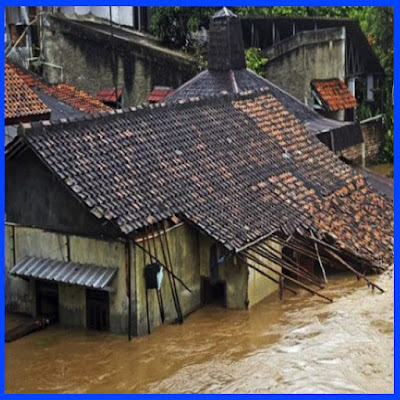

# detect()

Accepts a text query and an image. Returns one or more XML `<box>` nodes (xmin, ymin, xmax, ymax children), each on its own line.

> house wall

<box><xmin>41</xmin><ymin>14</ymin><xmax>197</xmax><ymax>106</ymax></box>
<box><xmin>340</xmin><ymin>117</ymin><xmax>385</xmax><ymax>164</ymax></box>
<box><xmin>4</xmin><ymin>223</ymin><xmax>133</xmax><ymax>334</ymax></box>
<box><xmin>5</xmin><ymin>148</ymin><xmax>119</xmax><ymax>238</ymax></box>
<box><xmin>264</xmin><ymin>27</ymin><xmax>346</xmax><ymax>111</ymax></box>
<box><xmin>246</xmin><ymin>240</ymin><xmax>283</xmax><ymax>307</ymax></box>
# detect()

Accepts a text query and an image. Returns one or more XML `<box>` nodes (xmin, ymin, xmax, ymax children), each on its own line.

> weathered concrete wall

<box><xmin>134</xmin><ymin>223</ymin><xmax>201</xmax><ymax>336</ymax></box>
<box><xmin>341</xmin><ymin>117</ymin><xmax>385</xmax><ymax>164</ymax></box>
<box><xmin>4</xmin><ymin>225</ymin><xmax>36</xmax><ymax>315</ymax></box>
<box><xmin>246</xmin><ymin>240</ymin><xmax>282</xmax><ymax>307</ymax></box>
<box><xmin>41</xmin><ymin>14</ymin><xmax>197</xmax><ymax>106</ymax></box>
<box><xmin>68</xmin><ymin>235</ymin><xmax>129</xmax><ymax>333</ymax></box>
<box><xmin>198</xmin><ymin>233</ymin><xmax>249</xmax><ymax>309</ymax></box>
<box><xmin>4</xmin><ymin>224</ymin><xmax>131</xmax><ymax>333</ymax></box>
<box><xmin>264</xmin><ymin>27</ymin><xmax>346</xmax><ymax>108</ymax></box>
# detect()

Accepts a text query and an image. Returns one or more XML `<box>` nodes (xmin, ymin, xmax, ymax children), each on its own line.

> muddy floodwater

<box><xmin>5</xmin><ymin>271</ymin><xmax>393</xmax><ymax>394</ymax></box>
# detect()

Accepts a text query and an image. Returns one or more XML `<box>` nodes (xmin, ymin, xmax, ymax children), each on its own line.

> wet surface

<box><xmin>356</xmin><ymin>165</ymin><xmax>393</xmax><ymax>200</ymax></box>
<box><xmin>5</xmin><ymin>271</ymin><xmax>393</xmax><ymax>394</ymax></box>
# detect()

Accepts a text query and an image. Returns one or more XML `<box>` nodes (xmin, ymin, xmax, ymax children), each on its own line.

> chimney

<box><xmin>208</xmin><ymin>7</ymin><xmax>246</xmax><ymax>71</ymax></box>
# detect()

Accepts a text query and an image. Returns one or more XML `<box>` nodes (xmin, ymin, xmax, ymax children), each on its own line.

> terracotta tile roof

<box><xmin>166</xmin><ymin>69</ymin><xmax>363</xmax><ymax>152</ymax></box>
<box><xmin>148</xmin><ymin>86</ymin><xmax>174</xmax><ymax>103</ymax></box>
<box><xmin>9</xmin><ymin>63</ymin><xmax>110</xmax><ymax>115</ymax></box>
<box><xmin>96</xmin><ymin>87</ymin><xmax>123</xmax><ymax>103</ymax></box>
<box><xmin>311</xmin><ymin>78</ymin><xmax>358</xmax><ymax>112</ymax></box>
<box><xmin>5</xmin><ymin>62</ymin><xmax>51</xmax><ymax>123</ymax></box>
<box><xmin>12</xmin><ymin>89</ymin><xmax>392</xmax><ymax>268</ymax></box>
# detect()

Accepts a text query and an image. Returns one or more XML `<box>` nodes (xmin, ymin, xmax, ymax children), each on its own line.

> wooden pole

<box><xmin>243</xmin><ymin>251</ymin><xmax>333</xmax><ymax>303</ymax></box>
<box><xmin>325</xmin><ymin>249</ymin><xmax>384</xmax><ymax>293</ymax></box>
<box><xmin>249</xmin><ymin>246</ymin><xmax>323</xmax><ymax>289</ymax></box>
<box><xmin>310</xmin><ymin>230</ymin><xmax>328</xmax><ymax>283</ymax></box>
<box><xmin>237</xmin><ymin>255</ymin><xmax>297</xmax><ymax>295</ymax></box>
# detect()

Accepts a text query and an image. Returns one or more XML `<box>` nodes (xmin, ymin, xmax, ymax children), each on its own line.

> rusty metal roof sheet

<box><xmin>10</xmin><ymin>256</ymin><xmax>117</xmax><ymax>290</ymax></box>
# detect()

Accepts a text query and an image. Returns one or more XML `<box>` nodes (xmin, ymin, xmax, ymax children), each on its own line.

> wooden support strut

<box><xmin>324</xmin><ymin>249</ymin><xmax>385</xmax><ymax>293</ymax></box>
<box><xmin>249</xmin><ymin>245</ymin><xmax>324</xmax><ymax>289</ymax></box>
<box><xmin>310</xmin><ymin>230</ymin><xmax>328</xmax><ymax>283</ymax></box>
<box><xmin>154</xmin><ymin>223</ymin><xmax>181</xmax><ymax>323</ymax></box>
<box><xmin>260</xmin><ymin>242</ymin><xmax>324</xmax><ymax>286</ymax></box>
<box><xmin>242</xmin><ymin>250</ymin><xmax>333</xmax><ymax>303</ymax></box>
<box><xmin>237</xmin><ymin>255</ymin><xmax>297</xmax><ymax>296</ymax></box>
<box><xmin>134</xmin><ymin>241</ymin><xmax>192</xmax><ymax>293</ymax></box>
<box><xmin>160</xmin><ymin>221</ymin><xmax>183</xmax><ymax>324</ymax></box>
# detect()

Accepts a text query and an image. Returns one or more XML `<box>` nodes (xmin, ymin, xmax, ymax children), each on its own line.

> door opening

<box><xmin>36</xmin><ymin>280</ymin><xmax>59</xmax><ymax>322</ymax></box>
<box><xmin>86</xmin><ymin>289</ymin><xmax>110</xmax><ymax>331</ymax></box>
<box><xmin>200</xmin><ymin>276</ymin><xmax>226</xmax><ymax>306</ymax></box>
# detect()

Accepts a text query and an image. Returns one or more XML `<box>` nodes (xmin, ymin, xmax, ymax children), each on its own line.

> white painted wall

<box><xmin>59</xmin><ymin>6</ymin><xmax>134</xmax><ymax>28</ymax></box>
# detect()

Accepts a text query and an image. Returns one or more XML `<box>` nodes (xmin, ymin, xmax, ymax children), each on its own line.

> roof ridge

<box><xmin>19</xmin><ymin>87</ymin><xmax>271</xmax><ymax>134</ymax></box>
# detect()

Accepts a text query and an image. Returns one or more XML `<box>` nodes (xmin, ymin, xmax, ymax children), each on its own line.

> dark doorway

<box><xmin>36</xmin><ymin>280</ymin><xmax>59</xmax><ymax>322</ymax></box>
<box><xmin>86</xmin><ymin>289</ymin><xmax>110</xmax><ymax>331</ymax></box>
<box><xmin>200</xmin><ymin>277</ymin><xmax>226</xmax><ymax>306</ymax></box>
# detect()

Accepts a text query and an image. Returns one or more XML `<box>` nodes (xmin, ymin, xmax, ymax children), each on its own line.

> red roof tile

<box><xmin>9</xmin><ymin>63</ymin><xmax>110</xmax><ymax>114</ymax></box>
<box><xmin>148</xmin><ymin>86</ymin><xmax>174</xmax><ymax>103</ymax></box>
<box><xmin>311</xmin><ymin>78</ymin><xmax>358</xmax><ymax>112</ymax></box>
<box><xmin>5</xmin><ymin>62</ymin><xmax>51</xmax><ymax>123</ymax></box>
<box><xmin>96</xmin><ymin>87</ymin><xmax>123</xmax><ymax>103</ymax></box>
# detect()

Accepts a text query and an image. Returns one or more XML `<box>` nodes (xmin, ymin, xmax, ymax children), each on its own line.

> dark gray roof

<box><xmin>11</xmin><ymin>256</ymin><xmax>117</xmax><ymax>290</ymax></box>
<box><xmin>33</xmin><ymin>89</ymin><xmax>87</xmax><ymax>121</ymax></box>
<box><xmin>5</xmin><ymin>125</ymin><xmax>18</xmax><ymax>146</ymax></box>
<box><xmin>165</xmin><ymin>68</ymin><xmax>363</xmax><ymax>151</ymax></box>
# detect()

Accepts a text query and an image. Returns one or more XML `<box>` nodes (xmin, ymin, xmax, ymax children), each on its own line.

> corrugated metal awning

<box><xmin>10</xmin><ymin>256</ymin><xmax>117</xmax><ymax>291</ymax></box>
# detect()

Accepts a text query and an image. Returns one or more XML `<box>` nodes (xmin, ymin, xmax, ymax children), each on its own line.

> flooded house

<box><xmin>5</xmin><ymin>9</ymin><xmax>393</xmax><ymax>338</ymax></box>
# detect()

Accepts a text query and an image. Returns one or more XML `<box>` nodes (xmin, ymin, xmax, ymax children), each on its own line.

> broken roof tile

<box><xmin>311</xmin><ymin>78</ymin><xmax>358</xmax><ymax>112</ymax></box>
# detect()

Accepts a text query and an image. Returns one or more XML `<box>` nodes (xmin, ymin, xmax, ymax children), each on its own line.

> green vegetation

<box><xmin>245</xmin><ymin>48</ymin><xmax>268</xmax><ymax>77</ymax></box>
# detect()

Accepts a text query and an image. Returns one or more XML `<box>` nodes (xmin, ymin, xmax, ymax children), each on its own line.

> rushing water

<box><xmin>5</xmin><ymin>270</ymin><xmax>393</xmax><ymax>394</ymax></box>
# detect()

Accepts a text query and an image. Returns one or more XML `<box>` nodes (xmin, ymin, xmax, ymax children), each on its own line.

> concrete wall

<box><xmin>341</xmin><ymin>117</ymin><xmax>385</xmax><ymax>164</ymax></box>
<box><xmin>5</xmin><ymin>222</ymin><xmax>284</xmax><ymax>335</ymax></box>
<box><xmin>246</xmin><ymin>240</ymin><xmax>282</xmax><ymax>307</ymax></box>
<box><xmin>134</xmin><ymin>223</ymin><xmax>201</xmax><ymax>335</ymax></box>
<box><xmin>4</xmin><ymin>224</ymin><xmax>131</xmax><ymax>333</ymax></box>
<box><xmin>41</xmin><ymin>14</ymin><xmax>197</xmax><ymax>106</ymax></box>
<box><xmin>264</xmin><ymin>27</ymin><xmax>346</xmax><ymax>108</ymax></box>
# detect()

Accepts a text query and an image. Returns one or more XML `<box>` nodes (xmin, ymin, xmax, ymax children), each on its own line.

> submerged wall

<box><xmin>4</xmin><ymin>223</ymin><xmax>132</xmax><ymax>334</ymax></box>
<box><xmin>5</xmin><ymin>222</ymin><xmax>284</xmax><ymax>336</ymax></box>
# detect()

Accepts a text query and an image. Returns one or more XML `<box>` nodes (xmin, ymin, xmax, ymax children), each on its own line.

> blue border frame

<box><xmin>1</xmin><ymin>1</ymin><xmax>397</xmax><ymax>397</ymax></box>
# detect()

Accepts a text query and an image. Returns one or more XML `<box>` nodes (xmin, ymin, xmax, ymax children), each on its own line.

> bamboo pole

<box><xmin>324</xmin><ymin>249</ymin><xmax>384</xmax><ymax>293</ymax></box>
<box><xmin>249</xmin><ymin>246</ymin><xmax>324</xmax><ymax>289</ymax></box>
<box><xmin>237</xmin><ymin>255</ymin><xmax>297</xmax><ymax>295</ymax></box>
<box><xmin>134</xmin><ymin>241</ymin><xmax>192</xmax><ymax>293</ymax></box>
<box><xmin>310</xmin><ymin>230</ymin><xmax>328</xmax><ymax>283</ymax></box>
<box><xmin>243</xmin><ymin>251</ymin><xmax>333</xmax><ymax>303</ymax></box>
<box><xmin>260</xmin><ymin>242</ymin><xmax>324</xmax><ymax>286</ymax></box>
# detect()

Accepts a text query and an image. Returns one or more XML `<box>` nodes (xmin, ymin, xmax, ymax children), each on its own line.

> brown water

<box><xmin>369</xmin><ymin>163</ymin><xmax>393</xmax><ymax>178</ymax></box>
<box><xmin>5</xmin><ymin>271</ymin><xmax>393</xmax><ymax>394</ymax></box>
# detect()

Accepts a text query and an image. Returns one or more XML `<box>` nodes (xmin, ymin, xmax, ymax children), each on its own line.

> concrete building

<box><xmin>241</xmin><ymin>16</ymin><xmax>384</xmax><ymax>118</ymax></box>
<box><xmin>5</xmin><ymin>9</ymin><xmax>393</xmax><ymax>337</ymax></box>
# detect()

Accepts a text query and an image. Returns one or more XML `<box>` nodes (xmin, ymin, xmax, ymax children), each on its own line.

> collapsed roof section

<box><xmin>8</xmin><ymin>88</ymin><xmax>393</xmax><ymax>268</ymax></box>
